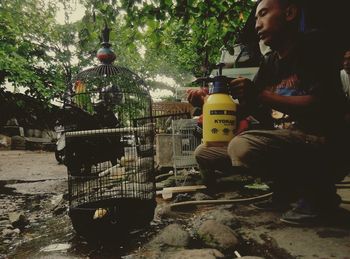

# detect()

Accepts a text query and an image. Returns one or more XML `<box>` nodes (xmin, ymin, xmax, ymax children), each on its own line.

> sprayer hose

<box><xmin>170</xmin><ymin>192</ymin><xmax>273</xmax><ymax>209</ymax></box>
<box><xmin>169</xmin><ymin>182</ymin><xmax>350</xmax><ymax>209</ymax></box>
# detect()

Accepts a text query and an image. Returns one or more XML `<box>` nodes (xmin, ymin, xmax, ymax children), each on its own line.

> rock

<box><xmin>151</xmin><ymin>223</ymin><xmax>190</xmax><ymax>248</ymax></box>
<box><xmin>2</xmin><ymin>228</ymin><xmax>19</xmax><ymax>238</ymax></box>
<box><xmin>197</xmin><ymin>220</ymin><xmax>239</xmax><ymax>251</ymax></box>
<box><xmin>154</xmin><ymin>204</ymin><xmax>179</xmax><ymax>220</ymax></box>
<box><xmin>192</xmin><ymin>209</ymin><xmax>239</xmax><ymax>234</ymax></box>
<box><xmin>156</xmin><ymin>177</ymin><xmax>176</xmax><ymax>190</ymax></box>
<box><xmin>120</xmin><ymin>255</ymin><xmax>138</xmax><ymax>259</ymax></box>
<box><xmin>8</xmin><ymin>212</ymin><xmax>29</xmax><ymax>229</ymax></box>
<box><xmin>0</xmin><ymin>134</ymin><xmax>11</xmax><ymax>150</ymax></box>
<box><xmin>5</xmin><ymin>224</ymin><xmax>13</xmax><ymax>229</ymax></box>
<box><xmin>122</xmin><ymin>250</ymin><xmax>162</xmax><ymax>259</ymax></box>
<box><xmin>167</xmin><ymin>249</ymin><xmax>224</xmax><ymax>259</ymax></box>
<box><xmin>0</xmin><ymin>215</ymin><xmax>8</xmax><ymax>220</ymax></box>
<box><xmin>204</xmin><ymin>209</ymin><xmax>238</xmax><ymax>228</ymax></box>
<box><xmin>13</xmin><ymin>228</ymin><xmax>20</xmax><ymax>234</ymax></box>
<box><xmin>40</xmin><ymin>243</ymin><xmax>71</xmax><ymax>252</ymax></box>
<box><xmin>51</xmin><ymin>194</ymin><xmax>67</xmax><ymax>215</ymax></box>
<box><xmin>11</xmin><ymin>135</ymin><xmax>26</xmax><ymax>150</ymax></box>
<box><xmin>33</xmin><ymin>129</ymin><xmax>42</xmax><ymax>138</ymax></box>
<box><xmin>240</xmin><ymin>257</ymin><xmax>264</xmax><ymax>259</ymax></box>
<box><xmin>0</xmin><ymin>220</ymin><xmax>10</xmax><ymax>226</ymax></box>
<box><xmin>50</xmin><ymin>194</ymin><xmax>64</xmax><ymax>207</ymax></box>
<box><xmin>53</xmin><ymin>205</ymin><xmax>67</xmax><ymax>216</ymax></box>
<box><xmin>26</xmin><ymin>128</ymin><xmax>34</xmax><ymax>137</ymax></box>
<box><xmin>173</xmin><ymin>193</ymin><xmax>193</xmax><ymax>203</ymax></box>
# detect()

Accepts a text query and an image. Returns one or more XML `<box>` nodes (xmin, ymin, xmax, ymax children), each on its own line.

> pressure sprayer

<box><xmin>202</xmin><ymin>62</ymin><xmax>237</xmax><ymax>147</ymax></box>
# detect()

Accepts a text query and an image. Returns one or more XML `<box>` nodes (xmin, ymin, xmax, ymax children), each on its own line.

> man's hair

<box><xmin>257</xmin><ymin>0</ymin><xmax>303</xmax><ymax>30</ymax></box>
<box><xmin>257</xmin><ymin>0</ymin><xmax>301</xmax><ymax>8</ymax></box>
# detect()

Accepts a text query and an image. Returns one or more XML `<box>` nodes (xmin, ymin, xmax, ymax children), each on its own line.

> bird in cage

<box><xmin>99</xmin><ymin>83</ymin><xmax>123</xmax><ymax>108</ymax></box>
<box><xmin>73</xmin><ymin>80</ymin><xmax>94</xmax><ymax>114</ymax></box>
<box><xmin>65</xmin><ymin>85</ymin><xmax>125</xmax><ymax>176</ymax></box>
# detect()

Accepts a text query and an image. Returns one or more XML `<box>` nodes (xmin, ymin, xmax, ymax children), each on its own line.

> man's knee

<box><xmin>194</xmin><ymin>144</ymin><xmax>207</xmax><ymax>164</ymax></box>
<box><xmin>227</xmin><ymin>135</ymin><xmax>253</xmax><ymax>167</ymax></box>
<box><xmin>195</xmin><ymin>143</ymin><xmax>230</xmax><ymax>171</ymax></box>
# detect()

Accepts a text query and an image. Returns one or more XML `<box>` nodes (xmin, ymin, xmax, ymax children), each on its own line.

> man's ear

<box><xmin>285</xmin><ymin>4</ymin><xmax>298</xmax><ymax>22</ymax></box>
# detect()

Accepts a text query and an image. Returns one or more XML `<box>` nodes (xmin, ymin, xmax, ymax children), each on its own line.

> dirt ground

<box><xmin>1</xmin><ymin>150</ymin><xmax>350</xmax><ymax>259</ymax></box>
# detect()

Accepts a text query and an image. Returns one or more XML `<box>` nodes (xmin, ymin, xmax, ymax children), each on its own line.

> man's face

<box><xmin>343</xmin><ymin>51</ymin><xmax>350</xmax><ymax>74</ymax></box>
<box><xmin>255</xmin><ymin>0</ymin><xmax>286</xmax><ymax>48</ymax></box>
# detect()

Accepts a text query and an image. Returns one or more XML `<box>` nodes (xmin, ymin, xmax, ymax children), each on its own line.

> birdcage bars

<box><xmin>64</xmin><ymin>24</ymin><xmax>156</xmax><ymax>238</ymax></box>
<box><xmin>171</xmin><ymin>118</ymin><xmax>200</xmax><ymax>181</ymax></box>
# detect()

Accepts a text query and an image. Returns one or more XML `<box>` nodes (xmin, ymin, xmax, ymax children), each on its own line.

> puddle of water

<box><xmin>0</xmin><ymin>180</ymin><xmax>19</xmax><ymax>195</ymax></box>
<box><xmin>8</xmin><ymin>210</ymin><xmax>166</xmax><ymax>259</ymax></box>
<box><xmin>50</xmin><ymin>194</ymin><xmax>64</xmax><ymax>206</ymax></box>
<box><xmin>0</xmin><ymin>179</ymin><xmax>54</xmax><ymax>196</ymax></box>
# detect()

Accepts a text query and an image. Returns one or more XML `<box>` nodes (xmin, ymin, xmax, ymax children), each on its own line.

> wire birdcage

<box><xmin>171</xmin><ymin>118</ymin><xmax>200</xmax><ymax>181</ymax></box>
<box><xmin>63</xmin><ymin>25</ymin><xmax>156</xmax><ymax>238</ymax></box>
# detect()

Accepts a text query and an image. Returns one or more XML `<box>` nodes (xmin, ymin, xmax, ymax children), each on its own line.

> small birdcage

<box><xmin>63</xmin><ymin>25</ymin><xmax>155</xmax><ymax>238</ymax></box>
<box><xmin>171</xmin><ymin>118</ymin><xmax>200</xmax><ymax>178</ymax></box>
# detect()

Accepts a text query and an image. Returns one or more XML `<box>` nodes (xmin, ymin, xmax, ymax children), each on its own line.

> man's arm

<box><xmin>230</xmin><ymin>77</ymin><xmax>321</xmax><ymax>118</ymax></box>
<box><xmin>259</xmin><ymin>90</ymin><xmax>320</xmax><ymax>116</ymax></box>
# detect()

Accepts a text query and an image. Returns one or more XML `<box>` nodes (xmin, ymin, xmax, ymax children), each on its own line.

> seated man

<box><xmin>195</xmin><ymin>0</ymin><xmax>348</xmax><ymax>225</ymax></box>
<box><xmin>340</xmin><ymin>49</ymin><xmax>350</xmax><ymax>100</ymax></box>
<box><xmin>341</xmin><ymin>49</ymin><xmax>350</xmax><ymax>126</ymax></box>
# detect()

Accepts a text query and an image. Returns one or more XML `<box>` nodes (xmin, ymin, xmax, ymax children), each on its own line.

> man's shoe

<box><xmin>251</xmin><ymin>199</ymin><xmax>291</xmax><ymax>212</ymax></box>
<box><xmin>281</xmin><ymin>205</ymin><xmax>347</xmax><ymax>227</ymax></box>
<box><xmin>280</xmin><ymin>199</ymin><xmax>335</xmax><ymax>226</ymax></box>
<box><xmin>280</xmin><ymin>207</ymin><xmax>320</xmax><ymax>226</ymax></box>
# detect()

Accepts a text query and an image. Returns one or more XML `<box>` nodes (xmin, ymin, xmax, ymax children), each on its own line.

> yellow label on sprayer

<box><xmin>203</xmin><ymin>93</ymin><xmax>237</xmax><ymax>146</ymax></box>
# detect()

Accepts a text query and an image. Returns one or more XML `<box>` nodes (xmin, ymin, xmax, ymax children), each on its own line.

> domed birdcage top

<box><xmin>64</xmin><ymin>25</ymin><xmax>156</xmax><ymax>240</ymax></box>
<box><xmin>68</xmin><ymin>24</ymin><xmax>152</xmax><ymax>127</ymax></box>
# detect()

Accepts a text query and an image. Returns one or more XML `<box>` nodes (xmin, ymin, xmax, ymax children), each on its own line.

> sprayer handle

<box><xmin>194</xmin><ymin>76</ymin><xmax>236</xmax><ymax>84</ymax></box>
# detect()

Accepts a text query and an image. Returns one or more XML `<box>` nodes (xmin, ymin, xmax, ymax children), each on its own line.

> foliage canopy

<box><xmin>0</xmin><ymin>0</ymin><xmax>256</xmax><ymax>103</ymax></box>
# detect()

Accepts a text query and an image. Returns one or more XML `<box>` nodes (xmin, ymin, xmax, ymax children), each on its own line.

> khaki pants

<box><xmin>194</xmin><ymin>129</ymin><xmax>340</xmax><ymax>204</ymax></box>
<box><xmin>195</xmin><ymin>129</ymin><xmax>326</xmax><ymax>176</ymax></box>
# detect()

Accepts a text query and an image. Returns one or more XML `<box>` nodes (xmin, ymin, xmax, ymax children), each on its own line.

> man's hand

<box><xmin>229</xmin><ymin>77</ymin><xmax>254</xmax><ymax>101</ymax></box>
<box><xmin>187</xmin><ymin>88</ymin><xmax>209</xmax><ymax>107</ymax></box>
